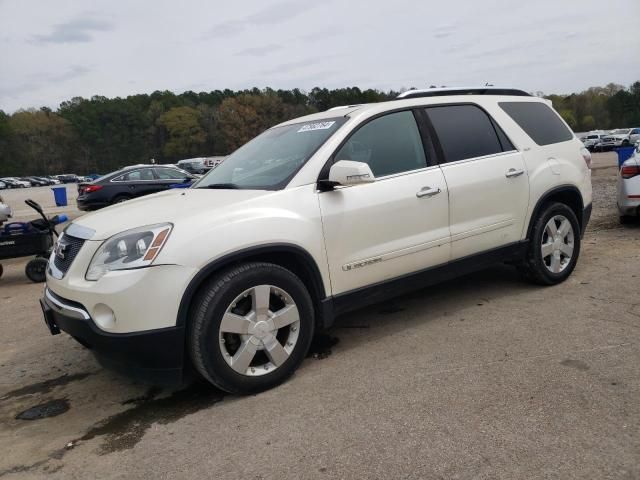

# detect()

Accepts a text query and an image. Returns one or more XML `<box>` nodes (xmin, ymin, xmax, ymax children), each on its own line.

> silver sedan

<box><xmin>617</xmin><ymin>141</ymin><xmax>640</xmax><ymax>223</ymax></box>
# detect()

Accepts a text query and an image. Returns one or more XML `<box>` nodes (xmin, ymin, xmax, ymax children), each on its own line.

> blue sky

<box><xmin>1</xmin><ymin>0</ymin><xmax>639</xmax><ymax>112</ymax></box>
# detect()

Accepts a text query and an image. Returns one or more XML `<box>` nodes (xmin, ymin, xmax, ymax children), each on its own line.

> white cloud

<box><xmin>0</xmin><ymin>0</ymin><xmax>639</xmax><ymax>112</ymax></box>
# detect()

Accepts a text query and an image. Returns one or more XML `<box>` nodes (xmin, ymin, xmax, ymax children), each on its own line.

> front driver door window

<box><xmin>334</xmin><ymin>110</ymin><xmax>427</xmax><ymax>177</ymax></box>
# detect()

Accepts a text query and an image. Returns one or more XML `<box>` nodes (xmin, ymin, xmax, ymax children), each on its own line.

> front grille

<box><xmin>53</xmin><ymin>234</ymin><xmax>85</xmax><ymax>274</ymax></box>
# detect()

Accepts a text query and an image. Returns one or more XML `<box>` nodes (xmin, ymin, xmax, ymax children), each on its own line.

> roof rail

<box><xmin>397</xmin><ymin>87</ymin><xmax>531</xmax><ymax>99</ymax></box>
<box><xmin>327</xmin><ymin>104</ymin><xmax>361</xmax><ymax>111</ymax></box>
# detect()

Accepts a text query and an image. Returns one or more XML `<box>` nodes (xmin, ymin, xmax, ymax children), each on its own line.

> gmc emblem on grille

<box><xmin>55</xmin><ymin>242</ymin><xmax>69</xmax><ymax>260</ymax></box>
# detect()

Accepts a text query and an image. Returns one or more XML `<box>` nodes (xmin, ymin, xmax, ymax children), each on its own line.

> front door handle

<box><xmin>416</xmin><ymin>186</ymin><xmax>441</xmax><ymax>198</ymax></box>
<box><xmin>505</xmin><ymin>168</ymin><xmax>525</xmax><ymax>178</ymax></box>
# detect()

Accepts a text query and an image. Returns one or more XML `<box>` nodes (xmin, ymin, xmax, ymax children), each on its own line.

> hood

<box><xmin>71</xmin><ymin>188</ymin><xmax>269</xmax><ymax>240</ymax></box>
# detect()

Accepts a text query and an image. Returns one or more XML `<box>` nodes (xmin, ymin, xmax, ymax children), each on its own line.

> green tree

<box><xmin>8</xmin><ymin>110</ymin><xmax>78</xmax><ymax>175</ymax></box>
<box><xmin>559</xmin><ymin>109</ymin><xmax>577</xmax><ymax>130</ymax></box>
<box><xmin>581</xmin><ymin>115</ymin><xmax>596</xmax><ymax>131</ymax></box>
<box><xmin>157</xmin><ymin>106</ymin><xmax>206</xmax><ymax>159</ymax></box>
<box><xmin>2</xmin><ymin>82</ymin><xmax>639</xmax><ymax>176</ymax></box>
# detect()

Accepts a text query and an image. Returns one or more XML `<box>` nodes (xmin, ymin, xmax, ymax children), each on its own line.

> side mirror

<box><xmin>328</xmin><ymin>160</ymin><xmax>375</xmax><ymax>187</ymax></box>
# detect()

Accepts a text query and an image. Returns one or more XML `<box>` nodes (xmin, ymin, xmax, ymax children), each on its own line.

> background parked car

<box><xmin>76</xmin><ymin>164</ymin><xmax>196</xmax><ymax>211</ymax></box>
<box><xmin>55</xmin><ymin>174</ymin><xmax>80</xmax><ymax>183</ymax></box>
<box><xmin>597</xmin><ymin>128</ymin><xmax>640</xmax><ymax>151</ymax></box>
<box><xmin>617</xmin><ymin>142</ymin><xmax>640</xmax><ymax>223</ymax></box>
<box><xmin>44</xmin><ymin>176</ymin><xmax>62</xmax><ymax>185</ymax></box>
<box><xmin>34</xmin><ymin>176</ymin><xmax>57</xmax><ymax>185</ymax></box>
<box><xmin>0</xmin><ymin>180</ymin><xmax>6</xmax><ymax>190</ymax></box>
<box><xmin>581</xmin><ymin>133</ymin><xmax>606</xmax><ymax>151</ymax></box>
<box><xmin>1</xmin><ymin>177</ymin><xmax>30</xmax><ymax>188</ymax></box>
<box><xmin>22</xmin><ymin>177</ymin><xmax>49</xmax><ymax>186</ymax></box>
<box><xmin>176</xmin><ymin>158</ymin><xmax>210</xmax><ymax>175</ymax></box>
<box><xmin>612</xmin><ymin>127</ymin><xmax>640</xmax><ymax>146</ymax></box>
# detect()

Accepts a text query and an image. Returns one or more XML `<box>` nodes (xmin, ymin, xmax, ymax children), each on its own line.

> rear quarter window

<box><xmin>499</xmin><ymin>101</ymin><xmax>573</xmax><ymax>146</ymax></box>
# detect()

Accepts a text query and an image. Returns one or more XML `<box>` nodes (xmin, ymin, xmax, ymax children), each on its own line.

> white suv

<box><xmin>41</xmin><ymin>87</ymin><xmax>593</xmax><ymax>394</ymax></box>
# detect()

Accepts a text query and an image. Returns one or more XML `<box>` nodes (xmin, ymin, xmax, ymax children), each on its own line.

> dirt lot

<box><xmin>1</xmin><ymin>155</ymin><xmax>639</xmax><ymax>479</ymax></box>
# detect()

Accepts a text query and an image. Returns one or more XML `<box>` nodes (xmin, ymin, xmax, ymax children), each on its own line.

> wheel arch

<box><xmin>526</xmin><ymin>185</ymin><xmax>584</xmax><ymax>240</ymax></box>
<box><xmin>176</xmin><ymin>243</ymin><xmax>329</xmax><ymax>330</ymax></box>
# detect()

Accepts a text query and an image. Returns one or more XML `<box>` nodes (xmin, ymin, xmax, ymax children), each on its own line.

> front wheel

<box><xmin>25</xmin><ymin>257</ymin><xmax>48</xmax><ymax>283</ymax></box>
<box><xmin>519</xmin><ymin>202</ymin><xmax>581</xmax><ymax>285</ymax></box>
<box><xmin>188</xmin><ymin>262</ymin><xmax>315</xmax><ymax>394</ymax></box>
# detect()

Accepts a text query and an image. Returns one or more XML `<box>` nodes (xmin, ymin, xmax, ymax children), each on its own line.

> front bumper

<box><xmin>41</xmin><ymin>288</ymin><xmax>185</xmax><ymax>385</ymax></box>
<box><xmin>618</xmin><ymin>202</ymin><xmax>640</xmax><ymax>217</ymax></box>
<box><xmin>76</xmin><ymin>197</ymin><xmax>109</xmax><ymax>211</ymax></box>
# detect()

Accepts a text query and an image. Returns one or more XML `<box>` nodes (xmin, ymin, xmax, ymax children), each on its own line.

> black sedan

<box><xmin>77</xmin><ymin>165</ymin><xmax>196</xmax><ymax>211</ymax></box>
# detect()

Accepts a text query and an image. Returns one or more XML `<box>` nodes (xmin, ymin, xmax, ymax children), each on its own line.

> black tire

<box><xmin>519</xmin><ymin>202</ymin><xmax>581</xmax><ymax>285</ymax></box>
<box><xmin>188</xmin><ymin>262</ymin><xmax>315</xmax><ymax>394</ymax></box>
<box><xmin>620</xmin><ymin>215</ymin><xmax>635</xmax><ymax>225</ymax></box>
<box><xmin>0</xmin><ymin>264</ymin><xmax>3</xmax><ymax>279</ymax></box>
<box><xmin>25</xmin><ymin>257</ymin><xmax>48</xmax><ymax>283</ymax></box>
<box><xmin>111</xmin><ymin>194</ymin><xmax>131</xmax><ymax>205</ymax></box>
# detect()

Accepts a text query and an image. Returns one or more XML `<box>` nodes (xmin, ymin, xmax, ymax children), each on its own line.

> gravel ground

<box><xmin>0</xmin><ymin>157</ymin><xmax>639</xmax><ymax>479</ymax></box>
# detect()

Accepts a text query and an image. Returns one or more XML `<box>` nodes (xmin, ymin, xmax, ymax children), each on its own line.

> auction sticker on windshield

<box><xmin>297</xmin><ymin>121</ymin><xmax>336</xmax><ymax>132</ymax></box>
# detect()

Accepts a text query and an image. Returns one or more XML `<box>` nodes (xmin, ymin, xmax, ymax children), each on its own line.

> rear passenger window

<box><xmin>426</xmin><ymin>105</ymin><xmax>504</xmax><ymax>163</ymax></box>
<box><xmin>154</xmin><ymin>168</ymin><xmax>184</xmax><ymax>180</ymax></box>
<box><xmin>114</xmin><ymin>169</ymin><xmax>153</xmax><ymax>181</ymax></box>
<box><xmin>499</xmin><ymin>101</ymin><xmax>573</xmax><ymax>145</ymax></box>
<box><xmin>335</xmin><ymin>111</ymin><xmax>427</xmax><ymax>177</ymax></box>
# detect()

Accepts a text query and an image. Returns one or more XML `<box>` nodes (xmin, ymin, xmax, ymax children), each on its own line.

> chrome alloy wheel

<box><xmin>219</xmin><ymin>285</ymin><xmax>300</xmax><ymax>376</ymax></box>
<box><xmin>541</xmin><ymin>215</ymin><xmax>574</xmax><ymax>274</ymax></box>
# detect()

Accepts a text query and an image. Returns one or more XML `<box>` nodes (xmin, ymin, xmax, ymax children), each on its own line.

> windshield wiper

<box><xmin>196</xmin><ymin>183</ymin><xmax>240</xmax><ymax>189</ymax></box>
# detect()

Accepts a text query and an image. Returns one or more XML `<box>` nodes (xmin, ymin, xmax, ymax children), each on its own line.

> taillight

<box><xmin>84</xmin><ymin>185</ymin><xmax>103</xmax><ymax>193</ymax></box>
<box><xmin>621</xmin><ymin>164</ymin><xmax>640</xmax><ymax>179</ymax></box>
<box><xmin>580</xmin><ymin>147</ymin><xmax>592</xmax><ymax>169</ymax></box>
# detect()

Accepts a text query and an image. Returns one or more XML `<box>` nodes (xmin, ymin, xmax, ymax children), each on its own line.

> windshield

<box><xmin>194</xmin><ymin>118</ymin><xmax>346</xmax><ymax>190</ymax></box>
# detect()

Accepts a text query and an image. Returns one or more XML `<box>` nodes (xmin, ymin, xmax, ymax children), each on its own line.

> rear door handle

<box><xmin>416</xmin><ymin>186</ymin><xmax>441</xmax><ymax>198</ymax></box>
<box><xmin>505</xmin><ymin>168</ymin><xmax>525</xmax><ymax>178</ymax></box>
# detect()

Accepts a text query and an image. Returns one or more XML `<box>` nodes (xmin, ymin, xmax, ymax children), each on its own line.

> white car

<box><xmin>0</xmin><ymin>195</ymin><xmax>11</xmax><ymax>224</ymax></box>
<box><xmin>598</xmin><ymin>128</ymin><xmax>640</xmax><ymax>150</ymax></box>
<box><xmin>41</xmin><ymin>87</ymin><xmax>593</xmax><ymax>394</ymax></box>
<box><xmin>617</xmin><ymin>142</ymin><xmax>640</xmax><ymax>223</ymax></box>
<box><xmin>1</xmin><ymin>177</ymin><xmax>30</xmax><ymax>188</ymax></box>
<box><xmin>581</xmin><ymin>133</ymin><xmax>606</xmax><ymax>151</ymax></box>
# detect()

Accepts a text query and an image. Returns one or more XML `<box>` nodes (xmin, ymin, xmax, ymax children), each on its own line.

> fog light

<box><xmin>93</xmin><ymin>303</ymin><xmax>116</xmax><ymax>330</ymax></box>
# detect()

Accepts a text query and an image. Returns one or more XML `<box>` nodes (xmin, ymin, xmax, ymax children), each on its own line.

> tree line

<box><xmin>0</xmin><ymin>82</ymin><xmax>639</xmax><ymax>176</ymax></box>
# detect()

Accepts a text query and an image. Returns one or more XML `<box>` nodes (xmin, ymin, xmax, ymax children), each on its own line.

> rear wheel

<box><xmin>25</xmin><ymin>257</ymin><xmax>48</xmax><ymax>283</ymax></box>
<box><xmin>519</xmin><ymin>202</ymin><xmax>581</xmax><ymax>285</ymax></box>
<box><xmin>188</xmin><ymin>262</ymin><xmax>314</xmax><ymax>394</ymax></box>
<box><xmin>111</xmin><ymin>195</ymin><xmax>131</xmax><ymax>205</ymax></box>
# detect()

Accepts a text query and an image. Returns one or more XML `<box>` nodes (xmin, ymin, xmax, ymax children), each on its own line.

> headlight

<box><xmin>86</xmin><ymin>224</ymin><xmax>172</xmax><ymax>281</ymax></box>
